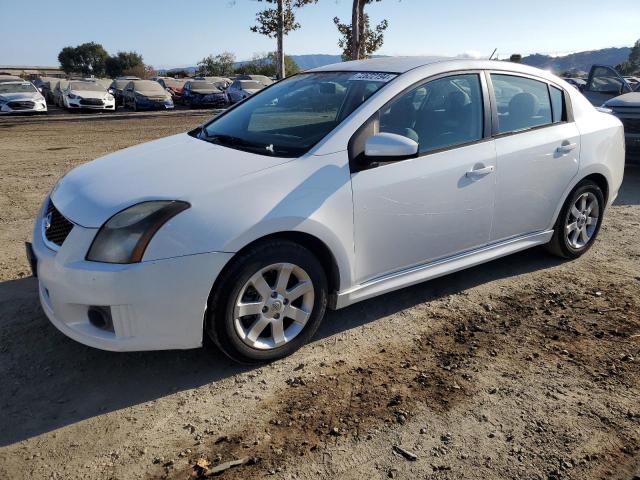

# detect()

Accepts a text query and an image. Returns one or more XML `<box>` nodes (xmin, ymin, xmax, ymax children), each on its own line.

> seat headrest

<box><xmin>509</xmin><ymin>92</ymin><xmax>538</xmax><ymax>119</ymax></box>
<box><xmin>445</xmin><ymin>90</ymin><xmax>467</xmax><ymax>110</ymax></box>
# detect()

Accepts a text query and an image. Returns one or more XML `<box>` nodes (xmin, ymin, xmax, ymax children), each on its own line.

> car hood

<box><xmin>603</xmin><ymin>92</ymin><xmax>640</xmax><ymax>107</ymax></box>
<box><xmin>51</xmin><ymin>133</ymin><xmax>292</xmax><ymax>228</ymax></box>
<box><xmin>0</xmin><ymin>91</ymin><xmax>43</xmax><ymax>102</ymax></box>
<box><xmin>69</xmin><ymin>89</ymin><xmax>106</xmax><ymax>99</ymax></box>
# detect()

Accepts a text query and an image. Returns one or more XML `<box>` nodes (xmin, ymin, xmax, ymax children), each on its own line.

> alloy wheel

<box><xmin>233</xmin><ymin>263</ymin><xmax>314</xmax><ymax>350</ymax></box>
<box><xmin>565</xmin><ymin>192</ymin><xmax>599</xmax><ymax>249</ymax></box>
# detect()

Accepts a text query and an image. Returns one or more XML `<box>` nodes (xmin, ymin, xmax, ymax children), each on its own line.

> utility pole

<box><xmin>277</xmin><ymin>0</ymin><xmax>285</xmax><ymax>79</ymax></box>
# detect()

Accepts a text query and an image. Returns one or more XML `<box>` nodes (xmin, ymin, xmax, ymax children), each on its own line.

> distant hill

<box><xmin>521</xmin><ymin>47</ymin><xmax>631</xmax><ymax>74</ymax></box>
<box><xmin>158</xmin><ymin>47</ymin><xmax>632</xmax><ymax>77</ymax></box>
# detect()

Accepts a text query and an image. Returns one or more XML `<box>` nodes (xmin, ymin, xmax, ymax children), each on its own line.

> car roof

<box><xmin>308</xmin><ymin>57</ymin><xmax>555</xmax><ymax>77</ymax></box>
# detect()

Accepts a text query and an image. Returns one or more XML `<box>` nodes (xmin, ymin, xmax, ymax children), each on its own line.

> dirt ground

<box><xmin>0</xmin><ymin>113</ymin><xmax>639</xmax><ymax>480</ymax></box>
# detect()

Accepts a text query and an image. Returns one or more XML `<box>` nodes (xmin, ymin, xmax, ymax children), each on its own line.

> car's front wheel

<box><xmin>206</xmin><ymin>240</ymin><xmax>328</xmax><ymax>363</ymax></box>
<box><xmin>546</xmin><ymin>179</ymin><xmax>604</xmax><ymax>259</ymax></box>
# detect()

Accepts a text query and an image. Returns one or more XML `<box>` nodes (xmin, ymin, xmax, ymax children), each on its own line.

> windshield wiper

<box><xmin>199</xmin><ymin>131</ymin><xmax>278</xmax><ymax>155</ymax></box>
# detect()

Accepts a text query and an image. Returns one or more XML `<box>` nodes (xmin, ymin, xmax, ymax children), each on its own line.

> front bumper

<box><xmin>31</xmin><ymin>200</ymin><xmax>233</xmax><ymax>351</ymax></box>
<box><xmin>66</xmin><ymin>97</ymin><xmax>116</xmax><ymax>110</ymax></box>
<box><xmin>190</xmin><ymin>94</ymin><xmax>228</xmax><ymax>108</ymax></box>
<box><xmin>135</xmin><ymin>98</ymin><xmax>174</xmax><ymax>110</ymax></box>
<box><xmin>0</xmin><ymin>100</ymin><xmax>47</xmax><ymax>114</ymax></box>
<box><xmin>625</xmin><ymin>133</ymin><xmax>640</xmax><ymax>163</ymax></box>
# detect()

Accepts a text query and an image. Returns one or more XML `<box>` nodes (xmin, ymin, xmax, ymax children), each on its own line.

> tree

<box><xmin>250</xmin><ymin>0</ymin><xmax>317</xmax><ymax>79</ymax></box>
<box><xmin>616</xmin><ymin>39</ymin><xmax>640</xmax><ymax>74</ymax></box>
<box><xmin>234</xmin><ymin>52</ymin><xmax>299</xmax><ymax>77</ymax></box>
<box><xmin>333</xmin><ymin>0</ymin><xmax>387</xmax><ymax>61</ymax></box>
<box><xmin>197</xmin><ymin>52</ymin><xmax>236</xmax><ymax>77</ymax></box>
<box><xmin>105</xmin><ymin>51</ymin><xmax>144</xmax><ymax>78</ymax></box>
<box><xmin>58</xmin><ymin>42</ymin><xmax>109</xmax><ymax>76</ymax></box>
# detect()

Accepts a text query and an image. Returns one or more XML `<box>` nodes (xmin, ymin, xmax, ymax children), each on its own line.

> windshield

<box><xmin>0</xmin><ymin>82</ymin><xmax>37</xmax><ymax>94</ymax></box>
<box><xmin>69</xmin><ymin>81</ymin><xmax>101</xmax><ymax>91</ymax></box>
<box><xmin>133</xmin><ymin>81</ymin><xmax>166</xmax><ymax>94</ymax></box>
<box><xmin>238</xmin><ymin>81</ymin><xmax>264</xmax><ymax>90</ymax></box>
<box><xmin>191</xmin><ymin>81</ymin><xmax>220</xmax><ymax>90</ymax></box>
<box><xmin>200</xmin><ymin>71</ymin><xmax>395</xmax><ymax>157</ymax></box>
<box><xmin>163</xmin><ymin>78</ymin><xmax>184</xmax><ymax>88</ymax></box>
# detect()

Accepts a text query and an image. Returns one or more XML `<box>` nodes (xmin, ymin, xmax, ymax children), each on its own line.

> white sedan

<box><xmin>29</xmin><ymin>57</ymin><xmax>625</xmax><ymax>362</ymax></box>
<box><xmin>62</xmin><ymin>80</ymin><xmax>115</xmax><ymax>111</ymax></box>
<box><xmin>0</xmin><ymin>81</ymin><xmax>47</xmax><ymax>114</ymax></box>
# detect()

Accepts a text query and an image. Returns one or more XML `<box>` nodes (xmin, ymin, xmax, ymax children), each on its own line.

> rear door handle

<box><xmin>466</xmin><ymin>165</ymin><xmax>495</xmax><ymax>178</ymax></box>
<box><xmin>557</xmin><ymin>141</ymin><xmax>577</xmax><ymax>154</ymax></box>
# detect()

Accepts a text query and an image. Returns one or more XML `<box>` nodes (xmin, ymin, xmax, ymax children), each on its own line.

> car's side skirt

<box><xmin>333</xmin><ymin>230</ymin><xmax>554</xmax><ymax>309</ymax></box>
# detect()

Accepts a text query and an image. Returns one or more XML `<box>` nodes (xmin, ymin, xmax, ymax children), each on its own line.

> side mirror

<box><xmin>108</xmin><ymin>88</ymin><xmax>114</xmax><ymax>94</ymax></box>
<box><xmin>364</xmin><ymin>133</ymin><xmax>418</xmax><ymax>159</ymax></box>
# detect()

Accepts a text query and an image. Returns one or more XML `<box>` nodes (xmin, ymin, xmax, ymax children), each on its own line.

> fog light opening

<box><xmin>88</xmin><ymin>306</ymin><xmax>114</xmax><ymax>332</ymax></box>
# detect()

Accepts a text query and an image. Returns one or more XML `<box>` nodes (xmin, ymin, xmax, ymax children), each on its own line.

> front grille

<box><xmin>44</xmin><ymin>201</ymin><xmax>74</xmax><ymax>247</ymax></box>
<box><xmin>8</xmin><ymin>101</ymin><xmax>35</xmax><ymax>110</ymax></box>
<box><xmin>80</xmin><ymin>98</ymin><xmax>104</xmax><ymax>106</ymax></box>
<box><xmin>620</xmin><ymin>118</ymin><xmax>640</xmax><ymax>135</ymax></box>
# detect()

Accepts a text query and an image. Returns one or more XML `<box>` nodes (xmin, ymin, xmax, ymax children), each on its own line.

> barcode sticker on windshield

<box><xmin>349</xmin><ymin>72</ymin><xmax>397</xmax><ymax>83</ymax></box>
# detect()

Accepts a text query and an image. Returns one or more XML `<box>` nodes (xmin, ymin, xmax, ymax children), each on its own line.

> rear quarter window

<box><xmin>491</xmin><ymin>74</ymin><xmax>552</xmax><ymax>134</ymax></box>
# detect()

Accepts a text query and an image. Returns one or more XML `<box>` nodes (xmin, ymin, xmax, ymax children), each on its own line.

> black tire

<box><xmin>206</xmin><ymin>240</ymin><xmax>328</xmax><ymax>364</ymax></box>
<box><xmin>546</xmin><ymin>179</ymin><xmax>605</xmax><ymax>259</ymax></box>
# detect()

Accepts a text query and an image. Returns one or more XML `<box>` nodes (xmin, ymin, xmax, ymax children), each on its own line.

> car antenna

<box><xmin>488</xmin><ymin>48</ymin><xmax>498</xmax><ymax>60</ymax></box>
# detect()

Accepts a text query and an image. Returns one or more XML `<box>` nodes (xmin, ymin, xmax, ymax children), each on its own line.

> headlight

<box><xmin>0</xmin><ymin>96</ymin><xmax>7</xmax><ymax>104</ymax></box>
<box><xmin>105</xmin><ymin>94</ymin><xmax>114</xmax><ymax>100</ymax></box>
<box><xmin>86</xmin><ymin>201</ymin><xmax>190</xmax><ymax>264</ymax></box>
<box><xmin>68</xmin><ymin>93</ymin><xmax>80</xmax><ymax>100</ymax></box>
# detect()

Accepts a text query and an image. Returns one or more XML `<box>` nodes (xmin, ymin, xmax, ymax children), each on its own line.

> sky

<box><xmin>0</xmin><ymin>0</ymin><xmax>638</xmax><ymax>68</ymax></box>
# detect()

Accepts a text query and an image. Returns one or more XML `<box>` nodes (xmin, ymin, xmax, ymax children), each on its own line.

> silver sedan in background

<box><xmin>0</xmin><ymin>81</ymin><xmax>47</xmax><ymax>114</ymax></box>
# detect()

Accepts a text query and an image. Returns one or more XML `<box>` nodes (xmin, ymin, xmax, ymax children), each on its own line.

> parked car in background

<box><xmin>182</xmin><ymin>80</ymin><xmax>228</xmax><ymax>108</ymax></box>
<box><xmin>155</xmin><ymin>77</ymin><xmax>186</xmax><ymax>103</ymax></box>
<box><xmin>624</xmin><ymin>76</ymin><xmax>640</xmax><ymax>90</ymax></box>
<box><xmin>0</xmin><ymin>81</ymin><xmax>47</xmax><ymax>114</ymax></box>
<box><xmin>122</xmin><ymin>80</ymin><xmax>174</xmax><ymax>110</ymax></box>
<box><xmin>52</xmin><ymin>80</ymin><xmax>69</xmax><ymax>107</ymax></box>
<box><xmin>582</xmin><ymin>65</ymin><xmax>640</xmax><ymax>161</ymax></box>
<box><xmin>28</xmin><ymin>58</ymin><xmax>624</xmax><ymax>363</ymax></box>
<box><xmin>562</xmin><ymin>77</ymin><xmax>586</xmax><ymax>90</ymax></box>
<box><xmin>62</xmin><ymin>81</ymin><xmax>115</xmax><ymax>111</ymax></box>
<box><xmin>227</xmin><ymin>79</ymin><xmax>265</xmax><ymax>104</ymax></box>
<box><xmin>236</xmin><ymin>74</ymin><xmax>273</xmax><ymax>87</ymax></box>
<box><xmin>109</xmin><ymin>76</ymin><xmax>140</xmax><ymax>106</ymax></box>
<box><xmin>36</xmin><ymin>77</ymin><xmax>58</xmax><ymax>103</ymax></box>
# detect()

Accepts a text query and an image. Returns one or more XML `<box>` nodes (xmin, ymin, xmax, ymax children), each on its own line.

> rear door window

<box><xmin>490</xmin><ymin>74</ymin><xmax>552</xmax><ymax>134</ymax></box>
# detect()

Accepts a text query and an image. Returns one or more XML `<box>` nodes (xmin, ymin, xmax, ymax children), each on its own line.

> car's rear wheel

<box><xmin>546</xmin><ymin>180</ymin><xmax>604</xmax><ymax>259</ymax></box>
<box><xmin>206</xmin><ymin>240</ymin><xmax>328</xmax><ymax>363</ymax></box>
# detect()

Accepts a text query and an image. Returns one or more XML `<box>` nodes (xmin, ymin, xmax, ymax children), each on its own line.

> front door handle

<box><xmin>466</xmin><ymin>165</ymin><xmax>495</xmax><ymax>178</ymax></box>
<box><xmin>557</xmin><ymin>141</ymin><xmax>577</xmax><ymax>154</ymax></box>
